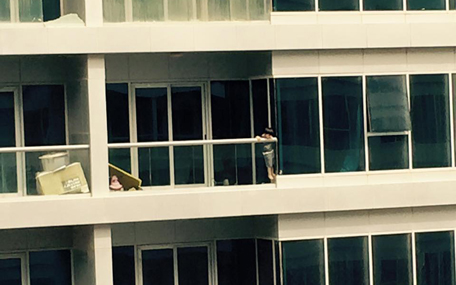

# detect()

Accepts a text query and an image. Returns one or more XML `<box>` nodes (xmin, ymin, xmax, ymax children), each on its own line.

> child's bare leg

<box><xmin>267</xmin><ymin>167</ymin><xmax>274</xmax><ymax>181</ymax></box>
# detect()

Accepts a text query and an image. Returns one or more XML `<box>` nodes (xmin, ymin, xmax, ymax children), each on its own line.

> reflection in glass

<box><xmin>451</xmin><ymin>0</ymin><xmax>456</xmax><ymax>9</ymax></box>
<box><xmin>136</xmin><ymin>88</ymin><xmax>168</xmax><ymax>142</ymax></box>
<box><xmin>319</xmin><ymin>0</ymin><xmax>359</xmax><ymax>10</ymax></box>
<box><xmin>178</xmin><ymin>247</ymin><xmax>209</xmax><ymax>285</ymax></box>
<box><xmin>258</xmin><ymin>240</ymin><xmax>274</xmax><ymax>285</ymax></box>
<box><xmin>0</xmin><ymin>91</ymin><xmax>17</xmax><ymax>194</ymax></box>
<box><xmin>407</xmin><ymin>0</ymin><xmax>445</xmax><ymax>10</ymax></box>
<box><xmin>103</xmin><ymin>0</ymin><xmax>126</xmax><ymax>22</ymax></box>
<box><xmin>30</xmin><ymin>250</ymin><xmax>72</xmax><ymax>285</ymax></box>
<box><xmin>274</xmin><ymin>0</ymin><xmax>315</xmax><ymax>11</ymax></box>
<box><xmin>416</xmin><ymin>231</ymin><xmax>455</xmax><ymax>285</ymax></box>
<box><xmin>207</xmin><ymin>0</ymin><xmax>230</xmax><ymax>20</ymax></box>
<box><xmin>113</xmin><ymin>246</ymin><xmax>135</xmax><ymax>285</ymax></box>
<box><xmin>282</xmin><ymin>239</ymin><xmax>325</xmax><ymax>285</ymax></box>
<box><xmin>364</xmin><ymin>0</ymin><xmax>402</xmax><ymax>10</ymax></box>
<box><xmin>231</xmin><ymin>0</ymin><xmax>248</xmax><ymax>20</ymax></box>
<box><xmin>217</xmin><ymin>239</ymin><xmax>257</xmax><ymax>285</ymax></box>
<box><xmin>109</xmin><ymin>149</ymin><xmax>131</xmax><ymax>173</ymax></box>
<box><xmin>139</xmin><ymin>147</ymin><xmax>170</xmax><ymax>186</ymax></box>
<box><xmin>142</xmin><ymin>249</ymin><xmax>174</xmax><ymax>285</ymax></box>
<box><xmin>168</xmin><ymin>0</ymin><xmax>193</xmax><ymax>20</ymax></box>
<box><xmin>328</xmin><ymin>237</ymin><xmax>369</xmax><ymax>285</ymax></box>
<box><xmin>369</xmin><ymin>135</ymin><xmax>409</xmax><ymax>170</ymax></box>
<box><xmin>0</xmin><ymin>0</ymin><xmax>10</xmax><ymax>21</ymax></box>
<box><xmin>249</xmin><ymin>0</ymin><xmax>267</xmax><ymax>20</ymax></box>
<box><xmin>367</xmin><ymin>75</ymin><xmax>410</xmax><ymax>132</ymax></box>
<box><xmin>19</xmin><ymin>0</ymin><xmax>43</xmax><ymax>22</ymax></box>
<box><xmin>174</xmin><ymin>146</ymin><xmax>204</xmax><ymax>185</ymax></box>
<box><xmin>0</xmin><ymin>258</ymin><xmax>22</xmax><ymax>285</ymax></box>
<box><xmin>410</xmin><ymin>74</ymin><xmax>450</xmax><ymax>168</ymax></box>
<box><xmin>213</xmin><ymin>145</ymin><xmax>253</xmax><ymax>185</ymax></box>
<box><xmin>323</xmin><ymin>77</ymin><xmax>365</xmax><ymax>173</ymax></box>
<box><xmin>277</xmin><ymin>78</ymin><xmax>320</xmax><ymax>174</ymax></box>
<box><xmin>107</xmin><ymin>83</ymin><xmax>130</xmax><ymax>143</ymax></box>
<box><xmin>133</xmin><ymin>0</ymin><xmax>164</xmax><ymax>21</ymax></box>
<box><xmin>373</xmin><ymin>234</ymin><xmax>412</xmax><ymax>285</ymax></box>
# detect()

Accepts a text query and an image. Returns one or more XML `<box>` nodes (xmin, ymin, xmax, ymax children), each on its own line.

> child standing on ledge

<box><xmin>256</xmin><ymin>128</ymin><xmax>276</xmax><ymax>183</ymax></box>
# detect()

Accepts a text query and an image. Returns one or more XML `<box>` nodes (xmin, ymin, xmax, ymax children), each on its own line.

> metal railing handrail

<box><xmin>108</xmin><ymin>137</ymin><xmax>278</xmax><ymax>149</ymax></box>
<box><xmin>0</xmin><ymin>144</ymin><xmax>90</xmax><ymax>153</ymax></box>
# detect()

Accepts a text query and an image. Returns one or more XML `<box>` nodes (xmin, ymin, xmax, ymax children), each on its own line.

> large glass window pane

<box><xmin>177</xmin><ymin>247</ymin><xmax>209</xmax><ymax>285</ymax></box>
<box><xmin>416</xmin><ymin>231</ymin><xmax>455</xmax><ymax>285</ymax></box>
<box><xmin>373</xmin><ymin>234</ymin><xmax>412</xmax><ymax>285</ymax></box>
<box><xmin>407</xmin><ymin>0</ymin><xmax>445</xmax><ymax>10</ymax></box>
<box><xmin>231</xmin><ymin>0</ymin><xmax>248</xmax><ymax>20</ymax></box>
<box><xmin>367</xmin><ymin>76</ymin><xmax>410</xmax><ymax>133</ymax></box>
<box><xmin>142</xmin><ymin>249</ymin><xmax>174</xmax><ymax>285</ymax></box>
<box><xmin>364</xmin><ymin>0</ymin><xmax>402</xmax><ymax>10</ymax></box>
<box><xmin>323</xmin><ymin>77</ymin><xmax>365</xmax><ymax>173</ymax></box>
<box><xmin>258</xmin><ymin>240</ymin><xmax>274</xmax><ymax>285</ymax></box>
<box><xmin>274</xmin><ymin>0</ymin><xmax>315</xmax><ymax>11</ymax></box>
<box><xmin>277</xmin><ymin>78</ymin><xmax>320</xmax><ymax>174</ymax></box>
<box><xmin>328</xmin><ymin>237</ymin><xmax>369</xmax><ymax>285</ymax></box>
<box><xmin>113</xmin><ymin>246</ymin><xmax>135</xmax><ymax>285</ymax></box>
<box><xmin>103</xmin><ymin>0</ymin><xmax>126</xmax><ymax>22</ymax></box>
<box><xmin>139</xmin><ymin>147</ymin><xmax>170</xmax><ymax>186</ymax></box>
<box><xmin>282</xmin><ymin>239</ymin><xmax>325</xmax><ymax>285</ymax></box>
<box><xmin>207</xmin><ymin>0</ymin><xmax>230</xmax><ymax>20</ymax></box>
<box><xmin>249</xmin><ymin>0</ymin><xmax>267</xmax><ymax>20</ymax></box>
<box><xmin>0</xmin><ymin>0</ymin><xmax>11</xmax><ymax>21</ymax></box>
<box><xmin>319</xmin><ymin>0</ymin><xmax>359</xmax><ymax>10</ymax></box>
<box><xmin>168</xmin><ymin>0</ymin><xmax>193</xmax><ymax>21</ymax></box>
<box><xmin>369</xmin><ymin>135</ymin><xmax>409</xmax><ymax>170</ymax></box>
<box><xmin>133</xmin><ymin>0</ymin><xmax>164</xmax><ymax>21</ymax></box>
<box><xmin>23</xmin><ymin>85</ymin><xmax>66</xmax><ymax>146</ymax></box>
<box><xmin>410</xmin><ymin>74</ymin><xmax>450</xmax><ymax>168</ymax></box>
<box><xmin>0</xmin><ymin>91</ymin><xmax>17</xmax><ymax>194</ymax></box>
<box><xmin>107</xmin><ymin>84</ymin><xmax>130</xmax><ymax>143</ymax></box>
<box><xmin>0</xmin><ymin>257</ymin><xmax>22</xmax><ymax>285</ymax></box>
<box><xmin>213</xmin><ymin>144</ymin><xmax>253</xmax><ymax>185</ymax></box>
<box><xmin>451</xmin><ymin>0</ymin><xmax>456</xmax><ymax>9</ymax></box>
<box><xmin>217</xmin><ymin>239</ymin><xmax>257</xmax><ymax>285</ymax></box>
<box><xmin>43</xmin><ymin>0</ymin><xmax>61</xmax><ymax>21</ymax></box>
<box><xmin>30</xmin><ymin>250</ymin><xmax>71</xmax><ymax>285</ymax></box>
<box><xmin>19</xmin><ymin>0</ymin><xmax>43</xmax><ymax>22</ymax></box>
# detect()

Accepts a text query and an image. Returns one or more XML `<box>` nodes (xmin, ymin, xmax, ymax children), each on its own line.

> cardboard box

<box><xmin>36</xmin><ymin>162</ymin><xmax>90</xmax><ymax>195</ymax></box>
<box><xmin>109</xmin><ymin>164</ymin><xmax>142</xmax><ymax>191</ymax></box>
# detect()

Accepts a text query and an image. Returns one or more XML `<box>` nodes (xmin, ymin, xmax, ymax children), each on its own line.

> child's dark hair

<box><xmin>264</xmin><ymin>127</ymin><xmax>274</xmax><ymax>136</ymax></box>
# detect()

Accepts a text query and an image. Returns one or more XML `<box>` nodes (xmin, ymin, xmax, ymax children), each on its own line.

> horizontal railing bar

<box><xmin>108</xmin><ymin>138</ymin><xmax>277</xmax><ymax>149</ymax></box>
<box><xmin>367</xmin><ymin>131</ymin><xmax>409</xmax><ymax>137</ymax></box>
<box><xmin>0</xmin><ymin>144</ymin><xmax>90</xmax><ymax>153</ymax></box>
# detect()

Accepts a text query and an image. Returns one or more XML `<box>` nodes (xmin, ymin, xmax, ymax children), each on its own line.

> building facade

<box><xmin>1</xmin><ymin>0</ymin><xmax>456</xmax><ymax>284</ymax></box>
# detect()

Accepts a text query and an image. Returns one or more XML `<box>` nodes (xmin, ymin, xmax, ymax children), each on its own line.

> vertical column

<box><xmin>85</xmin><ymin>0</ymin><xmax>104</xmax><ymax>26</ymax></box>
<box><xmin>87</xmin><ymin>55</ymin><xmax>109</xmax><ymax>196</ymax></box>
<box><xmin>73</xmin><ymin>225</ymin><xmax>114</xmax><ymax>285</ymax></box>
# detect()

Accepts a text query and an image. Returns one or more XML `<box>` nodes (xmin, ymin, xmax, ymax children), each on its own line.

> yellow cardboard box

<box><xmin>36</xmin><ymin>162</ymin><xmax>90</xmax><ymax>195</ymax></box>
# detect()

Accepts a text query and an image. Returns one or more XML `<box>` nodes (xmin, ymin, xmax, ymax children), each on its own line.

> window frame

<box><xmin>0</xmin><ymin>252</ymin><xmax>27</xmax><ymax>285</ymax></box>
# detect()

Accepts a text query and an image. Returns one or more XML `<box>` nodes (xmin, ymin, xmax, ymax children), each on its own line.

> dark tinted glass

<box><xmin>323</xmin><ymin>77</ymin><xmax>365</xmax><ymax>173</ymax></box>
<box><xmin>106</xmin><ymin>83</ymin><xmax>129</xmax><ymax>143</ymax></box>
<box><xmin>258</xmin><ymin>240</ymin><xmax>274</xmax><ymax>285</ymax></box>
<box><xmin>43</xmin><ymin>0</ymin><xmax>61</xmax><ymax>21</ymax></box>
<box><xmin>113</xmin><ymin>246</ymin><xmax>135</xmax><ymax>285</ymax></box>
<box><xmin>410</xmin><ymin>74</ymin><xmax>450</xmax><ymax>168</ymax></box>
<box><xmin>373</xmin><ymin>234</ymin><xmax>412</xmax><ymax>285</ymax></box>
<box><xmin>369</xmin><ymin>135</ymin><xmax>409</xmax><ymax>170</ymax></box>
<box><xmin>328</xmin><ymin>237</ymin><xmax>369</xmax><ymax>285</ymax></box>
<box><xmin>139</xmin><ymin>147</ymin><xmax>170</xmax><ymax>186</ymax></box>
<box><xmin>0</xmin><ymin>92</ymin><xmax>17</xmax><ymax>194</ymax></box>
<box><xmin>217</xmin><ymin>239</ymin><xmax>256</xmax><ymax>285</ymax></box>
<box><xmin>30</xmin><ymin>250</ymin><xmax>72</xmax><ymax>285</ymax></box>
<box><xmin>213</xmin><ymin>144</ymin><xmax>253</xmax><ymax>185</ymax></box>
<box><xmin>0</xmin><ymin>258</ymin><xmax>21</xmax><ymax>285</ymax></box>
<box><xmin>277</xmin><ymin>78</ymin><xmax>320</xmax><ymax>174</ymax></box>
<box><xmin>416</xmin><ymin>231</ymin><xmax>455</xmax><ymax>285</ymax></box>
<box><xmin>178</xmin><ymin>247</ymin><xmax>209</xmax><ymax>285</ymax></box>
<box><xmin>23</xmin><ymin>85</ymin><xmax>65</xmax><ymax>146</ymax></box>
<box><xmin>319</xmin><ymin>0</ymin><xmax>359</xmax><ymax>10</ymax></box>
<box><xmin>367</xmin><ymin>76</ymin><xmax>410</xmax><ymax>132</ymax></box>
<box><xmin>282</xmin><ymin>239</ymin><xmax>325</xmax><ymax>285</ymax></box>
<box><xmin>274</xmin><ymin>0</ymin><xmax>315</xmax><ymax>11</ymax></box>
<box><xmin>136</xmin><ymin>87</ymin><xmax>168</xmax><ymax>142</ymax></box>
<box><xmin>407</xmin><ymin>0</ymin><xmax>445</xmax><ymax>10</ymax></box>
<box><xmin>252</xmin><ymin>79</ymin><xmax>271</xmax><ymax>184</ymax></box>
<box><xmin>109</xmin><ymin>149</ymin><xmax>131</xmax><ymax>173</ymax></box>
<box><xmin>142</xmin><ymin>249</ymin><xmax>174</xmax><ymax>285</ymax></box>
<box><xmin>364</xmin><ymin>0</ymin><xmax>403</xmax><ymax>10</ymax></box>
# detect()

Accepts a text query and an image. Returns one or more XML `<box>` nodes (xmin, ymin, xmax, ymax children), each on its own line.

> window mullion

<box><xmin>129</xmin><ymin>83</ymin><xmax>139</xmax><ymax>178</ymax></box>
<box><xmin>448</xmin><ymin>73</ymin><xmax>455</xmax><ymax>167</ymax></box>
<box><xmin>15</xmin><ymin>86</ymin><xmax>26</xmax><ymax>196</ymax></box>
<box><xmin>363</xmin><ymin>75</ymin><xmax>369</xmax><ymax>172</ymax></box>
<box><xmin>407</xmin><ymin>74</ymin><xmax>413</xmax><ymax>169</ymax></box>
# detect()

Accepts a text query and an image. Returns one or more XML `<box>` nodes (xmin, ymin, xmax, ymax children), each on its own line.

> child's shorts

<box><xmin>263</xmin><ymin>150</ymin><xmax>275</xmax><ymax>168</ymax></box>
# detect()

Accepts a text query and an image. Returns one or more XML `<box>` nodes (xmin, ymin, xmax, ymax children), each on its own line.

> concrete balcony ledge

<box><xmin>1</xmin><ymin>169</ymin><xmax>456</xmax><ymax>230</ymax></box>
<box><xmin>1</xmin><ymin>20</ymin><xmax>456</xmax><ymax>55</ymax></box>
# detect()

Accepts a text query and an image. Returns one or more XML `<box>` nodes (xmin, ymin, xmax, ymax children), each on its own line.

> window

<box><xmin>373</xmin><ymin>234</ymin><xmax>412</xmax><ymax>285</ymax></box>
<box><xmin>29</xmin><ymin>250</ymin><xmax>72</xmax><ymax>285</ymax></box>
<box><xmin>276</xmin><ymin>78</ymin><xmax>320</xmax><ymax>174</ymax></box>
<box><xmin>451</xmin><ymin>0</ymin><xmax>456</xmax><ymax>9</ymax></box>
<box><xmin>0</xmin><ymin>254</ymin><xmax>25</xmax><ymax>285</ymax></box>
<box><xmin>273</xmin><ymin>0</ymin><xmax>315</xmax><ymax>11</ymax></box>
<box><xmin>416</xmin><ymin>231</ymin><xmax>455</xmax><ymax>285</ymax></box>
<box><xmin>407</xmin><ymin>0</ymin><xmax>445</xmax><ymax>10</ymax></box>
<box><xmin>282</xmin><ymin>239</ymin><xmax>325</xmax><ymax>285</ymax></box>
<box><xmin>1</xmin><ymin>0</ymin><xmax>61</xmax><ymax>23</ymax></box>
<box><xmin>103</xmin><ymin>0</ymin><xmax>269</xmax><ymax>22</ymax></box>
<box><xmin>319</xmin><ymin>0</ymin><xmax>359</xmax><ymax>11</ymax></box>
<box><xmin>328</xmin><ymin>236</ymin><xmax>369</xmax><ymax>285</ymax></box>
<box><xmin>322</xmin><ymin>77</ymin><xmax>365</xmax><ymax>173</ymax></box>
<box><xmin>257</xmin><ymin>239</ymin><xmax>274</xmax><ymax>285</ymax></box>
<box><xmin>217</xmin><ymin>239</ymin><xmax>257</xmax><ymax>285</ymax></box>
<box><xmin>410</xmin><ymin>74</ymin><xmax>451</xmax><ymax>168</ymax></box>
<box><xmin>364</xmin><ymin>0</ymin><xmax>403</xmax><ymax>10</ymax></box>
<box><xmin>113</xmin><ymin>246</ymin><xmax>135</xmax><ymax>285</ymax></box>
